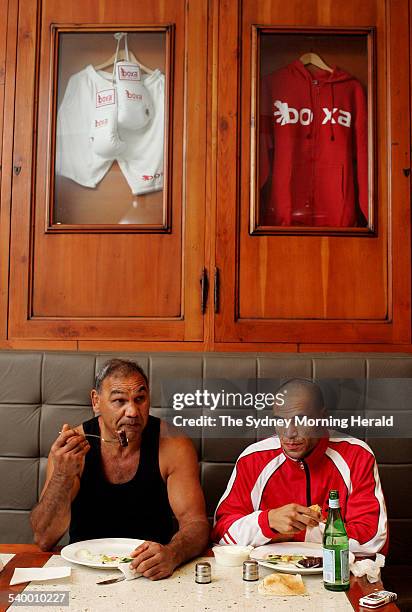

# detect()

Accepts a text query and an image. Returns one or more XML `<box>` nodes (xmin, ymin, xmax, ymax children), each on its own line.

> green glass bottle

<box><xmin>323</xmin><ymin>490</ymin><xmax>350</xmax><ymax>591</ymax></box>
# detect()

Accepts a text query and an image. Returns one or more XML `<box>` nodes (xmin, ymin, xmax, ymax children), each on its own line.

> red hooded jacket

<box><xmin>259</xmin><ymin>60</ymin><xmax>368</xmax><ymax>227</ymax></box>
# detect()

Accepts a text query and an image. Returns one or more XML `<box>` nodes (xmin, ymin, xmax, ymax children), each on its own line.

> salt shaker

<box><xmin>243</xmin><ymin>559</ymin><xmax>259</xmax><ymax>581</ymax></box>
<box><xmin>195</xmin><ymin>561</ymin><xmax>211</xmax><ymax>584</ymax></box>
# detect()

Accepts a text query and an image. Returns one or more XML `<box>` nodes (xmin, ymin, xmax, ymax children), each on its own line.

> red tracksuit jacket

<box><xmin>260</xmin><ymin>60</ymin><xmax>368</xmax><ymax>227</ymax></box>
<box><xmin>212</xmin><ymin>435</ymin><xmax>388</xmax><ymax>555</ymax></box>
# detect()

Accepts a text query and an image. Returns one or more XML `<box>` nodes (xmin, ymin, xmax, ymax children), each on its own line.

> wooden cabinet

<box><xmin>5</xmin><ymin>0</ymin><xmax>207</xmax><ymax>343</ymax></box>
<box><xmin>215</xmin><ymin>0</ymin><xmax>411</xmax><ymax>346</ymax></box>
<box><xmin>1</xmin><ymin>0</ymin><xmax>411</xmax><ymax>350</ymax></box>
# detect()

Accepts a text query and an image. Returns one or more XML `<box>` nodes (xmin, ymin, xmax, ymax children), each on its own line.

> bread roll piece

<box><xmin>309</xmin><ymin>503</ymin><xmax>326</xmax><ymax>523</ymax></box>
<box><xmin>258</xmin><ymin>572</ymin><xmax>307</xmax><ymax>596</ymax></box>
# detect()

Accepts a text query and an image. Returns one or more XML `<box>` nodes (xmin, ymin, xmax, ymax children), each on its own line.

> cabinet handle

<box><xmin>200</xmin><ymin>268</ymin><xmax>209</xmax><ymax>314</ymax></box>
<box><xmin>214</xmin><ymin>267</ymin><xmax>220</xmax><ymax>314</ymax></box>
<box><xmin>403</xmin><ymin>168</ymin><xmax>411</xmax><ymax>177</ymax></box>
<box><xmin>13</xmin><ymin>165</ymin><xmax>22</xmax><ymax>176</ymax></box>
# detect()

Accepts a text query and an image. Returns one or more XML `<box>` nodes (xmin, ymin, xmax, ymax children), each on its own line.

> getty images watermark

<box><xmin>157</xmin><ymin>378</ymin><xmax>412</xmax><ymax>438</ymax></box>
<box><xmin>170</xmin><ymin>389</ymin><xmax>394</xmax><ymax>430</ymax></box>
<box><xmin>172</xmin><ymin>389</ymin><xmax>287</xmax><ymax>411</ymax></box>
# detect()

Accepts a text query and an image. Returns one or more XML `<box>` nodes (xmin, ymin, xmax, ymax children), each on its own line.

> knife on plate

<box><xmin>97</xmin><ymin>575</ymin><xmax>126</xmax><ymax>585</ymax></box>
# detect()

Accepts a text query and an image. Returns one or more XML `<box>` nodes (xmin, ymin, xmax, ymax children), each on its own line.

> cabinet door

<box><xmin>8</xmin><ymin>0</ymin><xmax>206</xmax><ymax>342</ymax></box>
<box><xmin>215</xmin><ymin>0</ymin><xmax>410</xmax><ymax>345</ymax></box>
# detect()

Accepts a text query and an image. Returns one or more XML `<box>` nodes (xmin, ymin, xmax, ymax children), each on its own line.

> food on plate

<box><xmin>258</xmin><ymin>572</ymin><xmax>307</xmax><ymax>596</ymax></box>
<box><xmin>117</xmin><ymin>430</ymin><xmax>128</xmax><ymax>447</ymax></box>
<box><xmin>76</xmin><ymin>549</ymin><xmax>133</xmax><ymax>565</ymax></box>
<box><xmin>265</xmin><ymin>554</ymin><xmax>305</xmax><ymax>565</ymax></box>
<box><xmin>76</xmin><ymin>549</ymin><xmax>95</xmax><ymax>561</ymax></box>
<box><xmin>265</xmin><ymin>553</ymin><xmax>322</xmax><ymax>568</ymax></box>
<box><xmin>296</xmin><ymin>556</ymin><xmax>323</xmax><ymax>568</ymax></box>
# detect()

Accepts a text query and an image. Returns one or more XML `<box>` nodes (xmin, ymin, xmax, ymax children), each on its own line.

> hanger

<box><xmin>299</xmin><ymin>52</ymin><xmax>333</xmax><ymax>73</ymax></box>
<box><xmin>95</xmin><ymin>33</ymin><xmax>154</xmax><ymax>75</ymax></box>
<box><xmin>95</xmin><ymin>50</ymin><xmax>154</xmax><ymax>75</ymax></box>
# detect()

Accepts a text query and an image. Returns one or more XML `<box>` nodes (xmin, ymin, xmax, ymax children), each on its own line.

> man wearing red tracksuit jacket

<box><xmin>212</xmin><ymin>379</ymin><xmax>388</xmax><ymax>556</ymax></box>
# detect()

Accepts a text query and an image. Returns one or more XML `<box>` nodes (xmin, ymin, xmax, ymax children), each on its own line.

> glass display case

<box><xmin>251</xmin><ymin>28</ymin><xmax>375</xmax><ymax>235</ymax></box>
<box><xmin>51</xmin><ymin>28</ymin><xmax>171</xmax><ymax>230</ymax></box>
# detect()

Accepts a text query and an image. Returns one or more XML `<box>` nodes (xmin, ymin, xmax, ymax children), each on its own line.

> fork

<box><xmin>58</xmin><ymin>431</ymin><xmax>121</xmax><ymax>444</ymax></box>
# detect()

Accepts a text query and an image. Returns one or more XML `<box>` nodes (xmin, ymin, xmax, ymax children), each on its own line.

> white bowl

<box><xmin>212</xmin><ymin>545</ymin><xmax>253</xmax><ymax>567</ymax></box>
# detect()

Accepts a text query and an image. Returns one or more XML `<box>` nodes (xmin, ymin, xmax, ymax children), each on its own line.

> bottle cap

<box><xmin>329</xmin><ymin>489</ymin><xmax>340</xmax><ymax>508</ymax></box>
<box><xmin>195</xmin><ymin>561</ymin><xmax>211</xmax><ymax>583</ymax></box>
<box><xmin>243</xmin><ymin>559</ymin><xmax>259</xmax><ymax>581</ymax></box>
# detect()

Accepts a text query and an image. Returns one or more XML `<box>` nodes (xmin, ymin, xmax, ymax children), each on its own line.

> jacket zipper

<box><xmin>311</xmin><ymin>82</ymin><xmax>320</xmax><ymax>223</ymax></box>
<box><xmin>300</xmin><ymin>460</ymin><xmax>311</xmax><ymax>506</ymax></box>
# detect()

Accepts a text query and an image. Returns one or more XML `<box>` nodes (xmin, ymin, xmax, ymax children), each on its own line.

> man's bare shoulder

<box><xmin>159</xmin><ymin>419</ymin><xmax>195</xmax><ymax>448</ymax></box>
<box><xmin>158</xmin><ymin>419</ymin><xmax>198</xmax><ymax>472</ymax></box>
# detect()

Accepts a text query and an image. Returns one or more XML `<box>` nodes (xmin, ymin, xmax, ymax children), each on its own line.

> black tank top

<box><xmin>69</xmin><ymin>415</ymin><xmax>175</xmax><ymax>544</ymax></box>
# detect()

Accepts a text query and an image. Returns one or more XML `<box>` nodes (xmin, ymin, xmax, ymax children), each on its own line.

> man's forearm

<box><xmin>167</xmin><ymin>518</ymin><xmax>210</xmax><ymax>567</ymax></box>
<box><xmin>30</xmin><ymin>474</ymin><xmax>74</xmax><ymax>550</ymax></box>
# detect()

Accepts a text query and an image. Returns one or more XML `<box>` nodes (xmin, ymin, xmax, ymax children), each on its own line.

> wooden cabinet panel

<box><xmin>215</xmin><ymin>0</ymin><xmax>410</xmax><ymax>344</ymax></box>
<box><xmin>3</xmin><ymin>0</ymin><xmax>411</xmax><ymax>349</ymax></box>
<box><xmin>8</xmin><ymin>0</ymin><xmax>207</xmax><ymax>341</ymax></box>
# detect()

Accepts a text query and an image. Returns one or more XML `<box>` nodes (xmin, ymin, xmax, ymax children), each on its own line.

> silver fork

<box><xmin>83</xmin><ymin>433</ymin><xmax>118</xmax><ymax>444</ymax></box>
<box><xmin>58</xmin><ymin>431</ymin><xmax>122</xmax><ymax>444</ymax></box>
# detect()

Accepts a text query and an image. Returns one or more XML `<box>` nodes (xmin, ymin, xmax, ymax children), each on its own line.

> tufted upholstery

<box><xmin>0</xmin><ymin>350</ymin><xmax>411</xmax><ymax>605</ymax></box>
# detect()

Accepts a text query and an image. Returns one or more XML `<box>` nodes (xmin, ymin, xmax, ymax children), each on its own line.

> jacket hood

<box><xmin>286</xmin><ymin>60</ymin><xmax>355</xmax><ymax>142</ymax></box>
<box><xmin>289</xmin><ymin>59</ymin><xmax>355</xmax><ymax>84</ymax></box>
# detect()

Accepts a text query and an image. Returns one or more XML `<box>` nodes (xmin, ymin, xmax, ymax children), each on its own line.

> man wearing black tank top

<box><xmin>30</xmin><ymin>359</ymin><xmax>210</xmax><ymax>580</ymax></box>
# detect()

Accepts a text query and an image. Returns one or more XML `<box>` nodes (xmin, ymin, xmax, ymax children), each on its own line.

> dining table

<box><xmin>0</xmin><ymin>544</ymin><xmax>400</xmax><ymax>612</ymax></box>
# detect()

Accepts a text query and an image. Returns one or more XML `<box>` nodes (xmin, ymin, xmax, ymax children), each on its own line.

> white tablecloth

<box><xmin>9</xmin><ymin>554</ymin><xmax>354</xmax><ymax>612</ymax></box>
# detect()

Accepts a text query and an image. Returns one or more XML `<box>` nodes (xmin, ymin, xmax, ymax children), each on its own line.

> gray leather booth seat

<box><xmin>0</xmin><ymin>351</ymin><xmax>411</xmax><ymax>606</ymax></box>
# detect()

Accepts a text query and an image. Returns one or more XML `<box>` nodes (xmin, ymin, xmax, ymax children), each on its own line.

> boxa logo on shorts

<box><xmin>96</xmin><ymin>89</ymin><xmax>115</xmax><ymax>107</ymax></box>
<box><xmin>273</xmin><ymin>100</ymin><xmax>352</xmax><ymax>127</ymax></box>
<box><xmin>141</xmin><ymin>172</ymin><xmax>163</xmax><ymax>182</ymax></box>
<box><xmin>125</xmin><ymin>90</ymin><xmax>143</xmax><ymax>101</ymax></box>
<box><xmin>118</xmin><ymin>65</ymin><xmax>141</xmax><ymax>81</ymax></box>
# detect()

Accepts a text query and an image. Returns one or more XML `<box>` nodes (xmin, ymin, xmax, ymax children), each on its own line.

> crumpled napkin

<box><xmin>117</xmin><ymin>562</ymin><xmax>142</xmax><ymax>580</ymax></box>
<box><xmin>349</xmin><ymin>552</ymin><xmax>385</xmax><ymax>583</ymax></box>
<box><xmin>305</xmin><ymin>521</ymin><xmax>325</xmax><ymax>543</ymax></box>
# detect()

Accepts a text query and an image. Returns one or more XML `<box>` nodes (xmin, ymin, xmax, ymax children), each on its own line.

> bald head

<box><xmin>274</xmin><ymin>379</ymin><xmax>325</xmax><ymax>459</ymax></box>
<box><xmin>277</xmin><ymin>379</ymin><xmax>324</xmax><ymax>414</ymax></box>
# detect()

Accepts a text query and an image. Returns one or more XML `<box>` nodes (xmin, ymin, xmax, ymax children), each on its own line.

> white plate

<box><xmin>250</xmin><ymin>541</ymin><xmax>323</xmax><ymax>575</ymax></box>
<box><xmin>61</xmin><ymin>538</ymin><xmax>145</xmax><ymax>569</ymax></box>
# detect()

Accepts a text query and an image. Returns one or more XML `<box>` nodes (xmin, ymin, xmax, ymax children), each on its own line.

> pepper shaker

<box><xmin>195</xmin><ymin>561</ymin><xmax>211</xmax><ymax>584</ymax></box>
<box><xmin>243</xmin><ymin>559</ymin><xmax>259</xmax><ymax>581</ymax></box>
